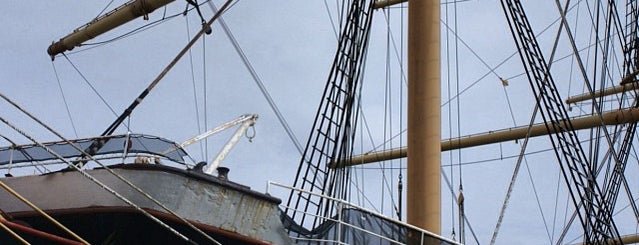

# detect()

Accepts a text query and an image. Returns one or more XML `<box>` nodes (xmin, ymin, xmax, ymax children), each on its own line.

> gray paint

<box><xmin>0</xmin><ymin>166</ymin><xmax>291</xmax><ymax>244</ymax></box>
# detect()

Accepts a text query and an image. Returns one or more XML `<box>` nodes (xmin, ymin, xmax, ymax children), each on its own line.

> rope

<box><xmin>72</xmin><ymin>0</ymin><xmax>237</xmax><ymax>165</ymax></box>
<box><xmin>0</xmin><ymin>115</ymin><xmax>199</xmax><ymax>244</ymax></box>
<box><xmin>0</xmin><ymin>2</ymin><xmax>238</xmax><ymax>244</ymax></box>
<box><xmin>0</xmin><ymin>92</ymin><xmax>221</xmax><ymax>244</ymax></box>
<box><xmin>6</xmin><ymin>15</ymin><xmax>248</xmax><ymax>237</ymax></box>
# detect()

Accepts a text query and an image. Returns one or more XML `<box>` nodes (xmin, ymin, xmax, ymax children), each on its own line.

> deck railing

<box><xmin>267</xmin><ymin>181</ymin><xmax>462</xmax><ymax>245</ymax></box>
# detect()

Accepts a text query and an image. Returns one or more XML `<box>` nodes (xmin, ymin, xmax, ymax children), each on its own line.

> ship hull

<box><xmin>0</xmin><ymin>164</ymin><xmax>291</xmax><ymax>244</ymax></box>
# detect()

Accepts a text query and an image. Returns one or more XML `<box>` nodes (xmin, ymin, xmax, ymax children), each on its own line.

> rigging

<box><xmin>1</xmin><ymin>92</ymin><xmax>223</xmax><ymax>244</ymax></box>
<box><xmin>51</xmin><ymin>62</ymin><xmax>79</xmax><ymax>138</ymax></box>
<box><xmin>184</xmin><ymin>15</ymin><xmax>205</xmax><ymax>160</ymax></box>
<box><xmin>285</xmin><ymin>0</ymin><xmax>375</xmax><ymax>235</ymax></box>
<box><xmin>501</xmin><ymin>0</ymin><xmax>622</xmax><ymax>243</ymax></box>
<box><xmin>206</xmin><ymin>2</ymin><xmax>305</xmax><ymax>156</ymax></box>
<box><xmin>597</xmin><ymin>0</ymin><xmax>639</xmax><ymax>229</ymax></box>
<box><xmin>70</xmin><ymin>0</ymin><xmax>236</xmax><ymax>167</ymax></box>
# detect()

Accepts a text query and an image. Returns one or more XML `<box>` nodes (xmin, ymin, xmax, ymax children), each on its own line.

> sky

<box><xmin>1</xmin><ymin>1</ymin><xmax>638</xmax><ymax>244</ymax></box>
<box><xmin>0</xmin><ymin>0</ymin><xmax>331</xmax><ymax>193</ymax></box>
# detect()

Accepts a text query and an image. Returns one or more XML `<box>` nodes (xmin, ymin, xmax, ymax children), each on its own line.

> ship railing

<box><xmin>267</xmin><ymin>181</ymin><xmax>462</xmax><ymax>245</ymax></box>
<box><xmin>276</xmin><ymin>203</ymin><xmax>377</xmax><ymax>245</ymax></box>
<box><xmin>0</xmin><ymin>134</ymin><xmax>191</xmax><ymax>176</ymax></box>
<box><xmin>0</xmin><ymin>153</ymin><xmax>184</xmax><ymax>176</ymax></box>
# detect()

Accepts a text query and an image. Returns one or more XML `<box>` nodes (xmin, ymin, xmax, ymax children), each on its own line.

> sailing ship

<box><xmin>1</xmin><ymin>0</ymin><xmax>639</xmax><ymax>244</ymax></box>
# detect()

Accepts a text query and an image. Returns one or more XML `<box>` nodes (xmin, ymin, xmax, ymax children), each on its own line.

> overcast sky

<box><xmin>1</xmin><ymin>1</ymin><xmax>637</xmax><ymax>244</ymax></box>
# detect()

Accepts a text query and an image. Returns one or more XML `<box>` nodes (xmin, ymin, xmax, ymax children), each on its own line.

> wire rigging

<box><xmin>451</xmin><ymin>1</ymin><xmax>466</xmax><ymax>242</ymax></box>
<box><xmin>397</xmin><ymin>0</ymin><xmax>405</xmax><ymax>223</ymax></box>
<box><xmin>94</xmin><ymin>0</ymin><xmax>117</xmax><ymax>21</ymax></box>
<box><xmin>62</xmin><ymin>53</ymin><xmax>127</xmax><ymax>130</ymax></box>
<box><xmin>493</xmin><ymin>0</ymin><xmax>589</xmax><ymax>241</ymax></box>
<box><xmin>0</xmin><ymin>114</ymin><xmax>200</xmax><ymax>244</ymax></box>
<box><xmin>0</xmin><ymin>92</ymin><xmax>223</xmax><ymax>244</ymax></box>
<box><xmin>323</xmin><ymin>0</ymin><xmax>340</xmax><ymax>40</ymax></box>
<box><xmin>444</xmin><ymin>0</ymin><xmax>456</xmax><ymax>239</ymax></box>
<box><xmin>52</xmin><ymin>62</ymin><xmax>79</xmax><ymax>138</ymax></box>
<box><xmin>553</xmin><ymin>2</ymin><xmax>583</xmax><ymax>242</ymax></box>
<box><xmin>368</xmin><ymin>9</ymin><xmax>573</xmax><ymax>154</ymax></box>
<box><xmin>284</xmin><ymin>0</ymin><xmax>375</xmax><ymax>232</ymax></box>
<box><xmin>64</xmin><ymin>2</ymin><xmax>216</xmax><ymax>57</ymax></box>
<box><xmin>70</xmin><ymin>12</ymin><xmax>179</xmax><ymax>51</ymax></box>
<box><xmin>202</xmin><ymin>29</ymin><xmax>209</xmax><ymax>162</ymax></box>
<box><xmin>184</xmin><ymin>14</ymin><xmax>205</xmax><ymax>161</ymax></box>
<box><xmin>381</xmin><ymin>7</ymin><xmax>390</xmax><ymax>219</ymax></box>
<box><xmin>206</xmin><ymin>1</ymin><xmax>305</xmax><ymax>156</ymax></box>
<box><xmin>440</xmin><ymin>167</ymin><xmax>481</xmax><ymax>244</ymax></box>
<box><xmin>502</xmin><ymin>0</ymin><xmax>627</xmax><ymax>242</ymax></box>
<box><xmin>67</xmin><ymin>0</ymin><xmax>238</xmax><ymax>168</ymax></box>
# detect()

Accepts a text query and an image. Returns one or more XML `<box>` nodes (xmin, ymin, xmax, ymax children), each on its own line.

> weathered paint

<box><xmin>0</xmin><ymin>164</ymin><xmax>291</xmax><ymax>244</ymax></box>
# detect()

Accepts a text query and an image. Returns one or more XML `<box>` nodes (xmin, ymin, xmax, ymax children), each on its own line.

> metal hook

<box><xmin>245</xmin><ymin>125</ymin><xmax>256</xmax><ymax>142</ymax></box>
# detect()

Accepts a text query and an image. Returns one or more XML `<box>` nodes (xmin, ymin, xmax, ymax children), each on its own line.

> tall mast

<box><xmin>407</xmin><ymin>0</ymin><xmax>441</xmax><ymax>236</ymax></box>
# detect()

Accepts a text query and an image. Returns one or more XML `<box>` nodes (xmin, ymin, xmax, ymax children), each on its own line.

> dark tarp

<box><xmin>0</xmin><ymin>134</ymin><xmax>187</xmax><ymax>165</ymax></box>
<box><xmin>283</xmin><ymin>208</ymin><xmax>458</xmax><ymax>245</ymax></box>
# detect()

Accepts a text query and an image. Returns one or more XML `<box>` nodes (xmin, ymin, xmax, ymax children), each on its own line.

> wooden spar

<box><xmin>407</xmin><ymin>0</ymin><xmax>441</xmax><ymax>236</ymax></box>
<box><xmin>47</xmin><ymin>0</ymin><xmax>175</xmax><ymax>57</ymax></box>
<box><xmin>332</xmin><ymin>107</ymin><xmax>639</xmax><ymax>168</ymax></box>
<box><xmin>56</xmin><ymin>0</ymin><xmax>232</xmax><ymax>162</ymax></box>
<box><xmin>373</xmin><ymin>0</ymin><xmax>408</xmax><ymax>9</ymax></box>
<box><xmin>570</xmin><ymin>233</ymin><xmax>639</xmax><ymax>245</ymax></box>
<box><xmin>566</xmin><ymin>83</ymin><xmax>639</xmax><ymax>104</ymax></box>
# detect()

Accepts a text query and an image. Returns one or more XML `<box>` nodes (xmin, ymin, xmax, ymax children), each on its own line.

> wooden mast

<box><xmin>407</xmin><ymin>0</ymin><xmax>441</xmax><ymax>236</ymax></box>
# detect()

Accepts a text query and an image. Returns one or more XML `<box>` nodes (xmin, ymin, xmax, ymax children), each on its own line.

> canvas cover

<box><xmin>0</xmin><ymin>134</ymin><xmax>187</xmax><ymax>165</ymax></box>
